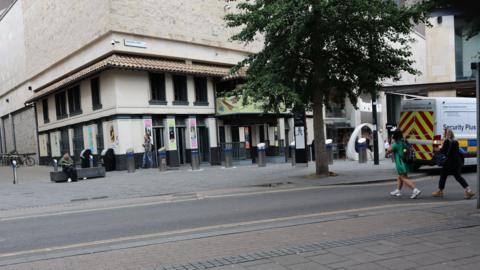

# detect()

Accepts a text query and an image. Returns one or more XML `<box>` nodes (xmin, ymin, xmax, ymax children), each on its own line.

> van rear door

<box><xmin>399</xmin><ymin>99</ymin><xmax>435</xmax><ymax>162</ymax></box>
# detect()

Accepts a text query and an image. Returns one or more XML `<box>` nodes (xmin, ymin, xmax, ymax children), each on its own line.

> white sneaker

<box><xmin>390</xmin><ymin>189</ymin><xmax>401</xmax><ymax>197</ymax></box>
<box><xmin>67</xmin><ymin>178</ymin><xmax>72</xmax><ymax>183</ymax></box>
<box><xmin>410</xmin><ymin>188</ymin><xmax>421</xmax><ymax>199</ymax></box>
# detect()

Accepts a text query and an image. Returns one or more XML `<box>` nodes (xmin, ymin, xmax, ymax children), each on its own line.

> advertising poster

<box><xmin>50</xmin><ymin>131</ymin><xmax>61</xmax><ymax>157</ymax></box>
<box><xmin>144</xmin><ymin>119</ymin><xmax>153</xmax><ymax>141</ymax></box>
<box><xmin>39</xmin><ymin>134</ymin><xmax>48</xmax><ymax>157</ymax></box>
<box><xmin>188</xmin><ymin>118</ymin><xmax>198</xmax><ymax>149</ymax></box>
<box><xmin>294</xmin><ymin>127</ymin><xmax>306</xmax><ymax>149</ymax></box>
<box><xmin>244</xmin><ymin>127</ymin><xmax>250</xmax><ymax>149</ymax></box>
<box><xmin>167</xmin><ymin>118</ymin><xmax>177</xmax><ymax>150</ymax></box>
<box><xmin>105</xmin><ymin>121</ymin><xmax>119</xmax><ymax>150</ymax></box>
<box><xmin>84</xmin><ymin>125</ymin><xmax>97</xmax><ymax>154</ymax></box>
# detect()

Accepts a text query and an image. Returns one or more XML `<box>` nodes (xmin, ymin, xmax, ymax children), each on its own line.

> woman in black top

<box><xmin>432</xmin><ymin>128</ymin><xmax>475</xmax><ymax>199</ymax></box>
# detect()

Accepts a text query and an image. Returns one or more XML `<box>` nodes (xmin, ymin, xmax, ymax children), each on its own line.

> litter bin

<box><xmin>325</xmin><ymin>139</ymin><xmax>333</xmax><ymax>165</ymax></box>
<box><xmin>191</xmin><ymin>149</ymin><xmax>200</xmax><ymax>170</ymax></box>
<box><xmin>80</xmin><ymin>149</ymin><xmax>92</xmax><ymax>168</ymax></box>
<box><xmin>357</xmin><ymin>138</ymin><xmax>367</xmax><ymax>164</ymax></box>
<box><xmin>158</xmin><ymin>147</ymin><xmax>167</xmax><ymax>171</ymax></box>
<box><xmin>290</xmin><ymin>141</ymin><xmax>296</xmax><ymax>166</ymax></box>
<box><xmin>224</xmin><ymin>145</ymin><xmax>233</xmax><ymax>168</ymax></box>
<box><xmin>257</xmin><ymin>143</ymin><xmax>266</xmax><ymax>167</ymax></box>
<box><xmin>101</xmin><ymin>148</ymin><xmax>116</xmax><ymax>171</ymax></box>
<box><xmin>126</xmin><ymin>148</ymin><xmax>135</xmax><ymax>173</ymax></box>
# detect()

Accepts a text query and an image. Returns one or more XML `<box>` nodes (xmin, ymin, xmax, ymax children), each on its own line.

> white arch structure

<box><xmin>346</xmin><ymin>123</ymin><xmax>385</xmax><ymax>161</ymax></box>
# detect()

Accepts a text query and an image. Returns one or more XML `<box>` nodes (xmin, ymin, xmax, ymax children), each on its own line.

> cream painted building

<box><xmin>1</xmin><ymin>0</ymin><xmax>457</xmax><ymax>169</ymax></box>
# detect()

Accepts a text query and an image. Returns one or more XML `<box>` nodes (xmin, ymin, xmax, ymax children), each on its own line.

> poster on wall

<box><xmin>167</xmin><ymin>118</ymin><xmax>177</xmax><ymax>150</ymax></box>
<box><xmin>294</xmin><ymin>127</ymin><xmax>306</xmax><ymax>149</ymax></box>
<box><xmin>144</xmin><ymin>119</ymin><xmax>153</xmax><ymax>142</ymax></box>
<box><xmin>188</xmin><ymin>118</ymin><xmax>198</xmax><ymax>149</ymax></box>
<box><xmin>50</xmin><ymin>131</ymin><xmax>61</xmax><ymax>157</ymax></box>
<box><xmin>39</xmin><ymin>134</ymin><xmax>48</xmax><ymax>157</ymax></box>
<box><xmin>244</xmin><ymin>127</ymin><xmax>250</xmax><ymax>149</ymax></box>
<box><xmin>84</xmin><ymin>125</ymin><xmax>98</xmax><ymax>154</ymax></box>
<box><xmin>104</xmin><ymin>121</ymin><xmax>119</xmax><ymax>150</ymax></box>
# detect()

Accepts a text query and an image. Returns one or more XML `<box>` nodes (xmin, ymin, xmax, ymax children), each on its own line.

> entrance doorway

<box><xmin>198</xmin><ymin>126</ymin><xmax>210</xmax><ymax>162</ymax></box>
<box><xmin>152</xmin><ymin>127</ymin><xmax>164</xmax><ymax>167</ymax></box>
<box><xmin>176</xmin><ymin>127</ymin><xmax>186</xmax><ymax>164</ymax></box>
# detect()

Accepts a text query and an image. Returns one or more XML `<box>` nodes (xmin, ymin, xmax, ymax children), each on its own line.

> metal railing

<box><xmin>220</xmin><ymin>142</ymin><xmax>249</xmax><ymax>160</ymax></box>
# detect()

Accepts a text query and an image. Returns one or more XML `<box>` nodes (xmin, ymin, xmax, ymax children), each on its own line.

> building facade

<box><xmin>1</xmin><ymin>0</ymin><xmax>436</xmax><ymax>168</ymax></box>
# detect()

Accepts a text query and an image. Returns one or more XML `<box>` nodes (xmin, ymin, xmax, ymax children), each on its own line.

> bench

<box><xmin>50</xmin><ymin>167</ymin><xmax>106</xmax><ymax>183</ymax></box>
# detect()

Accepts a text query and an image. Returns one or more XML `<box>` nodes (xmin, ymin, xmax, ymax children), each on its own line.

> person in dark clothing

<box><xmin>59</xmin><ymin>153</ymin><xmax>77</xmax><ymax>182</ymax></box>
<box><xmin>432</xmin><ymin>128</ymin><xmax>475</xmax><ymax>199</ymax></box>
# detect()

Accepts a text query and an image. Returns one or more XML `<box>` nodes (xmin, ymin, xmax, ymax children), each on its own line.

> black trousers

<box><xmin>62</xmin><ymin>166</ymin><xmax>77</xmax><ymax>181</ymax></box>
<box><xmin>439</xmin><ymin>167</ymin><xmax>468</xmax><ymax>190</ymax></box>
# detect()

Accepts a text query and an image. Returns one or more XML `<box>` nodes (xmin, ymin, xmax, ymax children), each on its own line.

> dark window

<box><xmin>194</xmin><ymin>77</ymin><xmax>208</xmax><ymax>105</ymax></box>
<box><xmin>149</xmin><ymin>73</ymin><xmax>167</xmax><ymax>104</ymax></box>
<box><xmin>60</xmin><ymin>128</ymin><xmax>70</xmax><ymax>156</ymax></box>
<box><xmin>91</xmin><ymin>78</ymin><xmax>102</xmax><ymax>110</ymax></box>
<box><xmin>173</xmin><ymin>75</ymin><xmax>188</xmax><ymax>105</ymax></box>
<box><xmin>42</xmin><ymin>99</ymin><xmax>49</xmax><ymax>123</ymax></box>
<box><xmin>67</xmin><ymin>85</ymin><xmax>82</xmax><ymax>115</ymax></box>
<box><xmin>55</xmin><ymin>92</ymin><xmax>67</xmax><ymax>120</ymax></box>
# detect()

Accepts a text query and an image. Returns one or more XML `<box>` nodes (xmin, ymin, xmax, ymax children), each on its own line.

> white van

<box><xmin>399</xmin><ymin>97</ymin><xmax>476</xmax><ymax>168</ymax></box>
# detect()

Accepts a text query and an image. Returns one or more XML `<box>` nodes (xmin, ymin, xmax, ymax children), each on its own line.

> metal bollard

<box><xmin>158</xmin><ymin>148</ymin><xmax>167</xmax><ymax>171</ymax></box>
<box><xmin>126</xmin><ymin>149</ymin><xmax>135</xmax><ymax>173</ymax></box>
<box><xmin>224</xmin><ymin>147</ymin><xmax>233</xmax><ymax>168</ymax></box>
<box><xmin>53</xmin><ymin>159</ymin><xmax>58</xmax><ymax>172</ymax></box>
<box><xmin>89</xmin><ymin>155</ymin><xmax>94</xmax><ymax>168</ymax></box>
<box><xmin>12</xmin><ymin>160</ymin><xmax>17</xmax><ymax>184</ymax></box>
<box><xmin>257</xmin><ymin>143</ymin><xmax>266</xmax><ymax>167</ymax></box>
<box><xmin>358</xmin><ymin>138</ymin><xmax>367</xmax><ymax>164</ymax></box>
<box><xmin>191</xmin><ymin>150</ymin><xmax>200</xmax><ymax>170</ymax></box>
<box><xmin>325</xmin><ymin>139</ymin><xmax>333</xmax><ymax>165</ymax></box>
<box><xmin>290</xmin><ymin>142</ymin><xmax>296</xmax><ymax>166</ymax></box>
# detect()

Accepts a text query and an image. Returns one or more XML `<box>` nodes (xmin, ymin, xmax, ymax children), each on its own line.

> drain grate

<box><xmin>158</xmin><ymin>221</ymin><xmax>480</xmax><ymax>270</ymax></box>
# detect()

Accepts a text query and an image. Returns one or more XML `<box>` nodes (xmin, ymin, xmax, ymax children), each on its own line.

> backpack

<box><xmin>402</xmin><ymin>140</ymin><xmax>415</xmax><ymax>163</ymax></box>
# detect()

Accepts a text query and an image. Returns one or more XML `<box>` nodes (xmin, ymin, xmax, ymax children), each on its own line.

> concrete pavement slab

<box><xmin>0</xmin><ymin>160</ymin><xmax>430</xmax><ymax>211</ymax></box>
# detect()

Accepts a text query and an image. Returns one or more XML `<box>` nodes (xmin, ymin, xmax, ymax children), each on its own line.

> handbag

<box><xmin>434</xmin><ymin>140</ymin><xmax>453</xmax><ymax>166</ymax></box>
<box><xmin>434</xmin><ymin>152</ymin><xmax>447</xmax><ymax>166</ymax></box>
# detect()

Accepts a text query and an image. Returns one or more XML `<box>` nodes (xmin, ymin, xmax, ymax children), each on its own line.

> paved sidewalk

<box><xmin>0</xmin><ymin>160</ymin><xmax>426</xmax><ymax>210</ymax></box>
<box><xmin>1</xmin><ymin>200</ymin><xmax>479</xmax><ymax>270</ymax></box>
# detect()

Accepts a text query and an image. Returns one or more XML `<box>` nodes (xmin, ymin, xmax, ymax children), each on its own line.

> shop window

<box><xmin>149</xmin><ymin>73</ymin><xmax>167</xmax><ymax>105</ymax></box>
<box><xmin>91</xmin><ymin>77</ymin><xmax>102</xmax><ymax>110</ymax></box>
<box><xmin>194</xmin><ymin>77</ymin><xmax>208</xmax><ymax>105</ymax></box>
<box><xmin>55</xmin><ymin>92</ymin><xmax>68</xmax><ymax>120</ymax></box>
<box><xmin>42</xmin><ymin>99</ymin><xmax>49</xmax><ymax>123</ymax></box>
<box><xmin>173</xmin><ymin>75</ymin><xmax>188</xmax><ymax>105</ymax></box>
<box><xmin>67</xmin><ymin>85</ymin><xmax>82</xmax><ymax>115</ymax></box>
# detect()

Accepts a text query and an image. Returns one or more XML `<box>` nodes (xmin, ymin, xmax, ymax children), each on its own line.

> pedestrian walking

<box><xmin>387</xmin><ymin>129</ymin><xmax>421</xmax><ymax>199</ymax></box>
<box><xmin>59</xmin><ymin>153</ymin><xmax>77</xmax><ymax>182</ymax></box>
<box><xmin>142</xmin><ymin>134</ymin><xmax>153</xmax><ymax>168</ymax></box>
<box><xmin>432</xmin><ymin>128</ymin><xmax>475</xmax><ymax>199</ymax></box>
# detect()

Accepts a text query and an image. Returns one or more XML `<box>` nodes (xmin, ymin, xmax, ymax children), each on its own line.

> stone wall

<box><xmin>109</xmin><ymin>0</ymin><xmax>260</xmax><ymax>52</ymax></box>
<box><xmin>12</xmin><ymin>107</ymin><xmax>37</xmax><ymax>156</ymax></box>
<box><xmin>2</xmin><ymin>116</ymin><xmax>13</xmax><ymax>153</ymax></box>
<box><xmin>21</xmin><ymin>0</ymin><xmax>110</xmax><ymax>79</ymax></box>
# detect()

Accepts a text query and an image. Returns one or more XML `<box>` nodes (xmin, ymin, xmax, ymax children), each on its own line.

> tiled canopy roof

<box><xmin>28</xmin><ymin>54</ymin><xmax>238</xmax><ymax>102</ymax></box>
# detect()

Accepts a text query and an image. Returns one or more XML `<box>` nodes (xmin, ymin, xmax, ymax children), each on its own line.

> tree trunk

<box><xmin>312</xmin><ymin>90</ymin><xmax>329</xmax><ymax>176</ymax></box>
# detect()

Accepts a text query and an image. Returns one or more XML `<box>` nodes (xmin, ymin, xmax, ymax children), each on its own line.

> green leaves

<box><xmin>225</xmin><ymin>0</ymin><xmax>427</xmax><ymax>111</ymax></box>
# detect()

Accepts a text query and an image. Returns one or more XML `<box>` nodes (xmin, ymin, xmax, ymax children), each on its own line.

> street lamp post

<box><xmin>472</xmin><ymin>62</ymin><xmax>480</xmax><ymax>209</ymax></box>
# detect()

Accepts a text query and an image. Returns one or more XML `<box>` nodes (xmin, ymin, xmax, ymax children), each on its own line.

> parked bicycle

<box><xmin>1</xmin><ymin>151</ymin><xmax>35</xmax><ymax>166</ymax></box>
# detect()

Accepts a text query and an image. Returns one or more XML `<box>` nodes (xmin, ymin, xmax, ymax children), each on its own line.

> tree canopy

<box><xmin>225</xmin><ymin>0</ymin><xmax>426</xmax><ymax>175</ymax></box>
